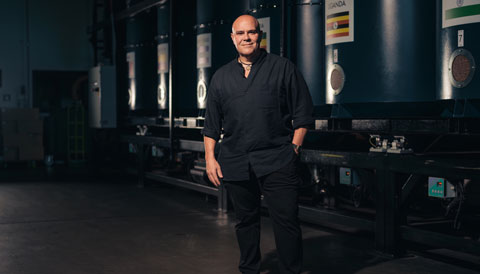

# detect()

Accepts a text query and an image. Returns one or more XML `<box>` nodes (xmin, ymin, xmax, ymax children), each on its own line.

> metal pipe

<box><xmin>25</xmin><ymin>0</ymin><xmax>31</xmax><ymax>107</ymax></box>
<box><xmin>280</xmin><ymin>0</ymin><xmax>286</xmax><ymax>57</ymax></box>
<box><xmin>116</xmin><ymin>0</ymin><xmax>168</xmax><ymax>20</ymax></box>
<box><xmin>168</xmin><ymin>0</ymin><xmax>174</xmax><ymax>161</ymax></box>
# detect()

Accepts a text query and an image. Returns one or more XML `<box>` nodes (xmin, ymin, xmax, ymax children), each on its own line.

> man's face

<box><xmin>231</xmin><ymin>16</ymin><xmax>262</xmax><ymax>57</ymax></box>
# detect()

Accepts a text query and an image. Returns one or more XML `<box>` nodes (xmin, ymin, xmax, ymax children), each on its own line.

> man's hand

<box><xmin>206</xmin><ymin>157</ymin><xmax>223</xmax><ymax>187</ymax></box>
<box><xmin>204</xmin><ymin>136</ymin><xmax>223</xmax><ymax>187</ymax></box>
<box><xmin>292</xmin><ymin>144</ymin><xmax>300</xmax><ymax>155</ymax></box>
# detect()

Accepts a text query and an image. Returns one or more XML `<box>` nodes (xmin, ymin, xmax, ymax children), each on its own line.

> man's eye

<box><xmin>236</xmin><ymin>32</ymin><xmax>244</xmax><ymax>35</ymax></box>
<box><xmin>248</xmin><ymin>31</ymin><xmax>258</xmax><ymax>34</ymax></box>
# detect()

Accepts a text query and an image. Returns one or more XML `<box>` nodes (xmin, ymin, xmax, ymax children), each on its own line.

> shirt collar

<box><xmin>235</xmin><ymin>48</ymin><xmax>267</xmax><ymax>67</ymax></box>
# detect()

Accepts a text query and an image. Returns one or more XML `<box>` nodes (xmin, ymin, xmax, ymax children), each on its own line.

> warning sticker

<box><xmin>127</xmin><ymin>52</ymin><xmax>135</xmax><ymax>79</ymax></box>
<box><xmin>443</xmin><ymin>0</ymin><xmax>480</xmax><ymax>28</ymax></box>
<box><xmin>157</xmin><ymin>43</ymin><xmax>169</xmax><ymax>74</ymax></box>
<box><xmin>197</xmin><ymin>33</ymin><xmax>212</xmax><ymax>69</ymax></box>
<box><xmin>325</xmin><ymin>0</ymin><xmax>354</xmax><ymax>45</ymax></box>
<box><xmin>258</xmin><ymin>17</ymin><xmax>270</xmax><ymax>52</ymax></box>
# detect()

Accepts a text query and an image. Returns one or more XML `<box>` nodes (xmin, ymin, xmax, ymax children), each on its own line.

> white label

<box><xmin>442</xmin><ymin>0</ymin><xmax>480</xmax><ymax>28</ymax></box>
<box><xmin>258</xmin><ymin>17</ymin><xmax>271</xmax><ymax>52</ymax></box>
<box><xmin>333</xmin><ymin>49</ymin><xmax>338</xmax><ymax>63</ymax></box>
<box><xmin>197</xmin><ymin>33</ymin><xmax>212</xmax><ymax>69</ymax></box>
<box><xmin>325</xmin><ymin>0</ymin><xmax>354</xmax><ymax>45</ymax></box>
<box><xmin>157</xmin><ymin>43</ymin><xmax>169</xmax><ymax>74</ymax></box>
<box><xmin>458</xmin><ymin>29</ymin><xmax>465</xmax><ymax>47</ymax></box>
<box><xmin>127</xmin><ymin>52</ymin><xmax>135</xmax><ymax>79</ymax></box>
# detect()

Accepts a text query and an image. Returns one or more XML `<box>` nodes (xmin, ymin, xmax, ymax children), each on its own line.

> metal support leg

<box><xmin>222</xmin><ymin>184</ymin><xmax>228</xmax><ymax>213</ymax></box>
<box><xmin>384</xmin><ymin>170</ymin><xmax>403</xmax><ymax>256</ymax></box>
<box><xmin>217</xmin><ymin>185</ymin><xmax>223</xmax><ymax>211</ymax></box>
<box><xmin>218</xmin><ymin>184</ymin><xmax>228</xmax><ymax>213</ymax></box>
<box><xmin>400</xmin><ymin>174</ymin><xmax>422</xmax><ymax>207</ymax></box>
<box><xmin>376</xmin><ymin>167</ymin><xmax>404</xmax><ymax>256</ymax></box>
<box><xmin>327</xmin><ymin>166</ymin><xmax>336</xmax><ymax>208</ymax></box>
<box><xmin>137</xmin><ymin>144</ymin><xmax>146</xmax><ymax>188</ymax></box>
<box><xmin>375</xmin><ymin>168</ymin><xmax>386</xmax><ymax>252</ymax></box>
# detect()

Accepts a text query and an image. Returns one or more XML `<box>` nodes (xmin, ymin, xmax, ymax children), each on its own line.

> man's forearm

<box><xmin>204</xmin><ymin>136</ymin><xmax>217</xmax><ymax>160</ymax></box>
<box><xmin>292</xmin><ymin>127</ymin><xmax>307</xmax><ymax>146</ymax></box>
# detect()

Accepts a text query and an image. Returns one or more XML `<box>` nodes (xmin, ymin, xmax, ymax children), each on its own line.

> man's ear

<box><xmin>258</xmin><ymin>30</ymin><xmax>263</xmax><ymax>44</ymax></box>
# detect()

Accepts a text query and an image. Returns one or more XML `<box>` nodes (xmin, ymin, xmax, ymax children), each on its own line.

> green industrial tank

<box><xmin>125</xmin><ymin>0</ymin><xmax>157</xmax><ymax>115</ymax></box>
<box><xmin>196</xmin><ymin>0</ymin><xmax>249</xmax><ymax>111</ymax></box>
<box><xmin>156</xmin><ymin>1</ymin><xmax>169</xmax><ymax>114</ymax></box>
<box><xmin>437</xmin><ymin>0</ymin><xmax>480</xmax><ymax>117</ymax></box>
<box><xmin>325</xmin><ymin>0</ymin><xmax>438</xmax><ymax>118</ymax></box>
<box><xmin>294</xmin><ymin>0</ymin><xmax>325</xmax><ymax>107</ymax></box>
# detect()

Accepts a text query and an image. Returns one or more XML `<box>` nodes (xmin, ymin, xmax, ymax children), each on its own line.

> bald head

<box><xmin>231</xmin><ymin>15</ymin><xmax>263</xmax><ymax>59</ymax></box>
<box><xmin>232</xmin><ymin>15</ymin><xmax>260</xmax><ymax>33</ymax></box>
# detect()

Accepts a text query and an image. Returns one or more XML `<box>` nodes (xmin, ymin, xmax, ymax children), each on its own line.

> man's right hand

<box><xmin>206</xmin><ymin>158</ymin><xmax>223</xmax><ymax>187</ymax></box>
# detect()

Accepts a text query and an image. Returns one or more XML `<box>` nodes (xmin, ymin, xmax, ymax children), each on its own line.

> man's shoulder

<box><xmin>212</xmin><ymin>59</ymin><xmax>236</xmax><ymax>79</ymax></box>
<box><xmin>264</xmin><ymin>52</ymin><xmax>294</xmax><ymax>67</ymax></box>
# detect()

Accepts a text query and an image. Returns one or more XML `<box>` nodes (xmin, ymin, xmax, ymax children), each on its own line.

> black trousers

<box><xmin>224</xmin><ymin>158</ymin><xmax>303</xmax><ymax>274</ymax></box>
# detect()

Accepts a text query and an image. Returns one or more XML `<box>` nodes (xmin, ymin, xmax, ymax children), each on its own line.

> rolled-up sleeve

<box><xmin>201</xmin><ymin>76</ymin><xmax>223</xmax><ymax>141</ymax></box>
<box><xmin>287</xmin><ymin>65</ymin><xmax>314</xmax><ymax>129</ymax></box>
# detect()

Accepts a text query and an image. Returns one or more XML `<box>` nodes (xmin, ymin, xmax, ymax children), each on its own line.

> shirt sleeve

<box><xmin>201</xmin><ymin>75</ymin><xmax>223</xmax><ymax>141</ymax></box>
<box><xmin>287</xmin><ymin>64</ymin><xmax>315</xmax><ymax>129</ymax></box>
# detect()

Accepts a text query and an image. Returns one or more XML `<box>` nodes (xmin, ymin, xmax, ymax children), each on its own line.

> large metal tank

<box><xmin>172</xmin><ymin>0</ymin><xmax>197</xmax><ymax>117</ymax></box>
<box><xmin>196</xmin><ymin>0</ymin><xmax>249</xmax><ymax>111</ymax></box>
<box><xmin>295</xmin><ymin>0</ymin><xmax>324</xmax><ymax>107</ymax></box>
<box><xmin>249</xmin><ymin>0</ymin><xmax>282</xmax><ymax>55</ymax></box>
<box><xmin>437</xmin><ymin>0</ymin><xmax>480</xmax><ymax>117</ymax></box>
<box><xmin>325</xmin><ymin>0</ymin><xmax>437</xmax><ymax>118</ymax></box>
<box><xmin>156</xmin><ymin>1</ymin><xmax>170</xmax><ymax>113</ymax></box>
<box><xmin>125</xmin><ymin>0</ymin><xmax>157</xmax><ymax>115</ymax></box>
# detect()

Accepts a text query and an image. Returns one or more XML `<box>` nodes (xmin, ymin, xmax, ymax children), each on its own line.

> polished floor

<box><xmin>0</xmin><ymin>171</ymin><xmax>478</xmax><ymax>274</ymax></box>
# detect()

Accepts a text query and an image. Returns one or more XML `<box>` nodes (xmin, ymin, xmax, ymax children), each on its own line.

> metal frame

<box><xmin>123</xmin><ymin>134</ymin><xmax>480</xmax><ymax>256</ymax></box>
<box><xmin>301</xmin><ymin>149</ymin><xmax>480</xmax><ymax>256</ymax></box>
<box><xmin>123</xmin><ymin>135</ymin><xmax>227</xmax><ymax>212</ymax></box>
<box><xmin>145</xmin><ymin>172</ymin><xmax>228</xmax><ymax>212</ymax></box>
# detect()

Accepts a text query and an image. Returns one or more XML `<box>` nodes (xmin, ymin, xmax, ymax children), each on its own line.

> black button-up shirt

<box><xmin>202</xmin><ymin>49</ymin><xmax>314</xmax><ymax>181</ymax></box>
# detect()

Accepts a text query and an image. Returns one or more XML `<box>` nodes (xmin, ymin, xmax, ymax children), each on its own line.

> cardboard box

<box><xmin>3</xmin><ymin>146</ymin><xmax>19</xmax><ymax>161</ymax></box>
<box><xmin>21</xmin><ymin>133</ymin><xmax>43</xmax><ymax>147</ymax></box>
<box><xmin>19</xmin><ymin>145</ymin><xmax>44</xmax><ymax>161</ymax></box>
<box><xmin>2</xmin><ymin>144</ymin><xmax>43</xmax><ymax>161</ymax></box>
<box><xmin>0</xmin><ymin>108</ymin><xmax>40</xmax><ymax>121</ymax></box>
<box><xmin>0</xmin><ymin>108</ymin><xmax>44</xmax><ymax>161</ymax></box>
<box><xmin>2</xmin><ymin>133</ymin><xmax>43</xmax><ymax>147</ymax></box>
<box><xmin>18</xmin><ymin>119</ymin><xmax>43</xmax><ymax>134</ymax></box>
<box><xmin>1</xmin><ymin>120</ymin><xmax>18</xmax><ymax>135</ymax></box>
<box><xmin>2</xmin><ymin>133</ymin><xmax>18</xmax><ymax>146</ymax></box>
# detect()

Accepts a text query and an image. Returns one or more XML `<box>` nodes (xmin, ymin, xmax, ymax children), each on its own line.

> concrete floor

<box><xmin>0</xmin><ymin>176</ymin><xmax>478</xmax><ymax>274</ymax></box>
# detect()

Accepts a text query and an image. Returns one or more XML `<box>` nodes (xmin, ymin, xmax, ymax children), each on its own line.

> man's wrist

<box><xmin>205</xmin><ymin>154</ymin><xmax>216</xmax><ymax>161</ymax></box>
<box><xmin>292</xmin><ymin>143</ymin><xmax>301</xmax><ymax>154</ymax></box>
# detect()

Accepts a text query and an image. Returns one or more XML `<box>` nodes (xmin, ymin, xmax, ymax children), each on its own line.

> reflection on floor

<box><xmin>0</xmin><ymin>176</ymin><xmax>478</xmax><ymax>274</ymax></box>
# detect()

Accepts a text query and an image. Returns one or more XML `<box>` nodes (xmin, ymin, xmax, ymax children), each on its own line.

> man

<box><xmin>202</xmin><ymin>14</ymin><xmax>313</xmax><ymax>274</ymax></box>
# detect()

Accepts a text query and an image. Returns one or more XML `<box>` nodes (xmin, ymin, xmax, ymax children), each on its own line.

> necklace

<box><xmin>238</xmin><ymin>58</ymin><xmax>252</xmax><ymax>71</ymax></box>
